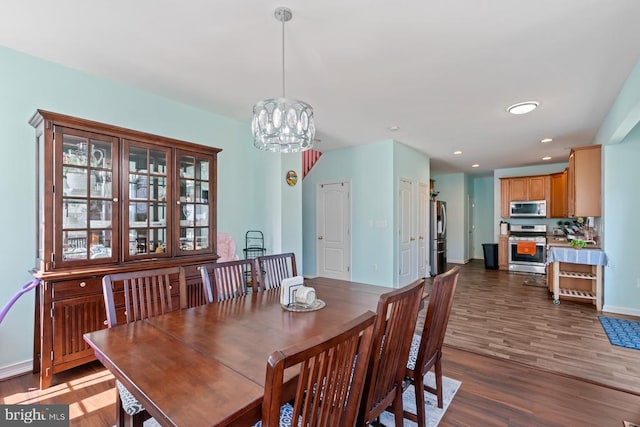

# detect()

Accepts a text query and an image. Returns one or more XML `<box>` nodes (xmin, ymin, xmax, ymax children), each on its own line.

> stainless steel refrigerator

<box><xmin>430</xmin><ymin>200</ymin><xmax>447</xmax><ymax>276</ymax></box>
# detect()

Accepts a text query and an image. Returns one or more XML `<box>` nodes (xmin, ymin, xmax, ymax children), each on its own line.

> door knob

<box><xmin>419</xmin><ymin>236</ymin><xmax>424</xmax><ymax>240</ymax></box>
<box><xmin>410</xmin><ymin>237</ymin><xmax>416</xmax><ymax>241</ymax></box>
<box><xmin>318</xmin><ymin>236</ymin><xmax>323</xmax><ymax>240</ymax></box>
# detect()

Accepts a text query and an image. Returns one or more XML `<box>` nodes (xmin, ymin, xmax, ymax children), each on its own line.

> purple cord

<box><xmin>0</xmin><ymin>279</ymin><xmax>40</xmax><ymax>325</ymax></box>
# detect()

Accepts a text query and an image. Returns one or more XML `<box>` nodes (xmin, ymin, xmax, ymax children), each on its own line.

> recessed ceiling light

<box><xmin>507</xmin><ymin>101</ymin><xmax>539</xmax><ymax>115</ymax></box>
<box><xmin>388</xmin><ymin>125</ymin><xmax>400</xmax><ymax>131</ymax></box>
<box><xmin>472</xmin><ymin>164</ymin><xmax>480</xmax><ymax>168</ymax></box>
<box><xmin>542</xmin><ymin>156</ymin><xmax>552</xmax><ymax>161</ymax></box>
<box><xmin>540</xmin><ymin>138</ymin><xmax>553</xmax><ymax>143</ymax></box>
<box><xmin>453</xmin><ymin>150</ymin><xmax>462</xmax><ymax>155</ymax></box>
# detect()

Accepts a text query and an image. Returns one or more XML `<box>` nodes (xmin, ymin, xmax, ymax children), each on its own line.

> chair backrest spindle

<box><xmin>261</xmin><ymin>311</ymin><xmax>377</xmax><ymax>427</ymax></box>
<box><xmin>103</xmin><ymin>266</ymin><xmax>187</xmax><ymax>327</ymax></box>
<box><xmin>359</xmin><ymin>278</ymin><xmax>425</xmax><ymax>425</ymax></box>
<box><xmin>200</xmin><ymin>259</ymin><xmax>255</xmax><ymax>303</ymax></box>
<box><xmin>254</xmin><ymin>253</ymin><xmax>297</xmax><ymax>291</ymax></box>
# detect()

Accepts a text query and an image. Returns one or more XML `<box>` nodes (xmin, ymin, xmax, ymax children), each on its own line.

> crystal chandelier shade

<box><xmin>252</xmin><ymin>7</ymin><xmax>315</xmax><ymax>153</ymax></box>
<box><xmin>252</xmin><ymin>98</ymin><xmax>315</xmax><ymax>153</ymax></box>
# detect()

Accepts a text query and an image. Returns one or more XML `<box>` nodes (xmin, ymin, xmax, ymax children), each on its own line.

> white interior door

<box><xmin>317</xmin><ymin>182</ymin><xmax>351</xmax><ymax>280</ymax></box>
<box><xmin>398</xmin><ymin>179</ymin><xmax>413</xmax><ymax>286</ymax></box>
<box><xmin>418</xmin><ymin>183</ymin><xmax>429</xmax><ymax>278</ymax></box>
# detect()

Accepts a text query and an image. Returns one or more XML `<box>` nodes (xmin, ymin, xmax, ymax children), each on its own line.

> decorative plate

<box><xmin>281</xmin><ymin>299</ymin><xmax>326</xmax><ymax>312</ymax></box>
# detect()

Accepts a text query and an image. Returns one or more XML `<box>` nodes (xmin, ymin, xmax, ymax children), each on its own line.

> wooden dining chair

<box><xmin>403</xmin><ymin>266</ymin><xmax>460</xmax><ymax>427</ymax></box>
<box><xmin>259</xmin><ymin>311</ymin><xmax>377</xmax><ymax>427</ymax></box>
<box><xmin>102</xmin><ymin>266</ymin><xmax>187</xmax><ymax>427</ymax></box>
<box><xmin>200</xmin><ymin>259</ymin><xmax>255</xmax><ymax>303</ymax></box>
<box><xmin>358</xmin><ymin>278</ymin><xmax>426</xmax><ymax>426</ymax></box>
<box><xmin>254</xmin><ymin>252</ymin><xmax>297</xmax><ymax>291</ymax></box>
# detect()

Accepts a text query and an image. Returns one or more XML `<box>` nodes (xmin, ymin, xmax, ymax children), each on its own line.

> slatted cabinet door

<box><xmin>52</xmin><ymin>294</ymin><xmax>106</xmax><ymax>369</ymax></box>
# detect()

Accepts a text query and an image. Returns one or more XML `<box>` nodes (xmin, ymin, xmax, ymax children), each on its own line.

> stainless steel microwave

<box><xmin>509</xmin><ymin>200</ymin><xmax>546</xmax><ymax>217</ymax></box>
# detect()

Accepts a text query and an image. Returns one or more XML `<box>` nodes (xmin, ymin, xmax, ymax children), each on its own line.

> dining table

<box><xmin>83</xmin><ymin>276</ymin><xmax>391</xmax><ymax>426</ymax></box>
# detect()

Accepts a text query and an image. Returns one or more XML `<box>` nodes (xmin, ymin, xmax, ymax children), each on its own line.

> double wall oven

<box><xmin>508</xmin><ymin>224</ymin><xmax>547</xmax><ymax>274</ymax></box>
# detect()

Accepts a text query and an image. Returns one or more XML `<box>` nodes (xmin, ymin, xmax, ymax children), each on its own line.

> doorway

<box><xmin>316</xmin><ymin>181</ymin><xmax>351</xmax><ymax>280</ymax></box>
<box><xmin>398</xmin><ymin>178</ymin><xmax>413</xmax><ymax>286</ymax></box>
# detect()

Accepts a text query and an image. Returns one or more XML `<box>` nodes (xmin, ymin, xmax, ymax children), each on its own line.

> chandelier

<box><xmin>252</xmin><ymin>7</ymin><xmax>315</xmax><ymax>153</ymax></box>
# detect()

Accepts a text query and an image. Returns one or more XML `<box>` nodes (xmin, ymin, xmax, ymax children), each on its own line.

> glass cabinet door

<box><xmin>176</xmin><ymin>150</ymin><xmax>214</xmax><ymax>255</ymax></box>
<box><xmin>55</xmin><ymin>126</ymin><xmax>119</xmax><ymax>267</ymax></box>
<box><xmin>123</xmin><ymin>140</ymin><xmax>171</xmax><ymax>260</ymax></box>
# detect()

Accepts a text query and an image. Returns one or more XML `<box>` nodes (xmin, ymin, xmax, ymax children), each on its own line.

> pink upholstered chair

<box><xmin>217</xmin><ymin>232</ymin><xmax>238</xmax><ymax>262</ymax></box>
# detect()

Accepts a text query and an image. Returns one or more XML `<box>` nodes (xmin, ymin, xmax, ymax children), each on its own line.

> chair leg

<box><xmin>116</xmin><ymin>394</ymin><xmax>128</xmax><ymax>427</ymax></box>
<box><xmin>392</xmin><ymin>391</ymin><xmax>404</xmax><ymax>427</ymax></box>
<box><xmin>414</xmin><ymin>374</ymin><xmax>427</xmax><ymax>427</ymax></box>
<box><xmin>116</xmin><ymin>393</ymin><xmax>147</xmax><ymax>427</ymax></box>
<box><xmin>435</xmin><ymin>358</ymin><xmax>444</xmax><ymax>408</ymax></box>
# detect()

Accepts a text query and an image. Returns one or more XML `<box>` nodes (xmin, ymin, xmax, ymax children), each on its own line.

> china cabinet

<box><xmin>30</xmin><ymin>110</ymin><xmax>220</xmax><ymax>388</ymax></box>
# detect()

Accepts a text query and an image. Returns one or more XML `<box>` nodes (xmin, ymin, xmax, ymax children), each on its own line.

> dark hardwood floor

<box><xmin>2</xmin><ymin>260</ymin><xmax>640</xmax><ymax>426</ymax></box>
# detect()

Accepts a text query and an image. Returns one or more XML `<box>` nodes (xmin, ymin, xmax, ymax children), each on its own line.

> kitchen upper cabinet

<box><xmin>500</xmin><ymin>175</ymin><xmax>550</xmax><ymax>217</ymax></box>
<box><xmin>568</xmin><ymin>145</ymin><xmax>601</xmax><ymax>217</ymax></box>
<box><xmin>550</xmin><ymin>170</ymin><xmax>568</xmax><ymax>218</ymax></box>
<box><xmin>509</xmin><ymin>175</ymin><xmax>548</xmax><ymax>201</ymax></box>
<box><xmin>500</xmin><ymin>178</ymin><xmax>510</xmax><ymax>218</ymax></box>
<box><xmin>528</xmin><ymin>176</ymin><xmax>547</xmax><ymax>200</ymax></box>
<box><xmin>509</xmin><ymin>177</ymin><xmax>528</xmax><ymax>201</ymax></box>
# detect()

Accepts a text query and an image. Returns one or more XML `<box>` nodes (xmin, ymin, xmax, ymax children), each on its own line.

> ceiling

<box><xmin>2</xmin><ymin>1</ymin><xmax>640</xmax><ymax>175</ymax></box>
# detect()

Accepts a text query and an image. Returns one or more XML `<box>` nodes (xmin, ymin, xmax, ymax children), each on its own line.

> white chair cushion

<box><xmin>116</xmin><ymin>379</ymin><xmax>145</xmax><ymax>415</ymax></box>
<box><xmin>406</xmin><ymin>333</ymin><xmax>421</xmax><ymax>371</ymax></box>
<box><xmin>253</xmin><ymin>403</ymin><xmax>294</xmax><ymax>427</ymax></box>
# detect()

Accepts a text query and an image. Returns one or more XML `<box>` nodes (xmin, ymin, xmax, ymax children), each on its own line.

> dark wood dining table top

<box><xmin>83</xmin><ymin>276</ymin><xmax>389</xmax><ymax>426</ymax></box>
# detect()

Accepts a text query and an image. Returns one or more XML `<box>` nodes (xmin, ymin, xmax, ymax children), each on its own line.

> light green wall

<box><xmin>602</xmin><ymin>125</ymin><xmax>640</xmax><ymax>314</ymax></box>
<box><xmin>595</xmin><ymin>59</ymin><xmax>640</xmax><ymax>146</ymax></box>
<box><xmin>302</xmin><ymin>140</ymin><xmax>430</xmax><ymax>287</ymax></box>
<box><xmin>472</xmin><ymin>176</ymin><xmax>494</xmax><ymax>259</ymax></box>
<box><xmin>599</xmin><ymin>56</ymin><xmax>640</xmax><ymax>316</ymax></box>
<box><xmin>393</xmin><ymin>142</ymin><xmax>431</xmax><ymax>286</ymax></box>
<box><xmin>0</xmin><ymin>46</ymin><xmax>290</xmax><ymax>370</ymax></box>
<box><xmin>280</xmin><ymin>154</ymin><xmax>303</xmax><ymax>272</ymax></box>
<box><xmin>431</xmin><ymin>173</ymin><xmax>467</xmax><ymax>263</ymax></box>
<box><xmin>302</xmin><ymin>141</ymin><xmax>394</xmax><ymax>286</ymax></box>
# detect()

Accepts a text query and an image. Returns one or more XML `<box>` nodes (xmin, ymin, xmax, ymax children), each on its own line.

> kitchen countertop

<box><xmin>546</xmin><ymin>238</ymin><xmax>601</xmax><ymax>249</ymax></box>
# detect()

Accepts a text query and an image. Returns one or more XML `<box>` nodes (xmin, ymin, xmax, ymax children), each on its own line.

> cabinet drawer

<box><xmin>53</xmin><ymin>277</ymin><xmax>103</xmax><ymax>299</ymax></box>
<box><xmin>183</xmin><ymin>264</ymin><xmax>204</xmax><ymax>279</ymax></box>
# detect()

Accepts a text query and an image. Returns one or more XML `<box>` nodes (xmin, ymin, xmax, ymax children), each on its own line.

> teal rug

<box><xmin>599</xmin><ymin>316</ymin><xmax>640</xmax><ymax>350</ymax></box>
<box><xmin>379</xmin><ymin>372</ymin><xmax>461</xmax><ymax>427</ymax></box>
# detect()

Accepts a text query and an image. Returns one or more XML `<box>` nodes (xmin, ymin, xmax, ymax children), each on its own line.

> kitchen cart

<box><xmin>547</xmin><ymin>246</ymin><xmax>607</xmax><ymax>311</ymax></box>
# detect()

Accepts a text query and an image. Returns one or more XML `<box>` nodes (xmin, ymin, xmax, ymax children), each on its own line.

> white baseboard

<box><xmin>447</xmin><ymin>258</ymin><xmax>467</xmax><ymax>264</ymax></box>
<box><xmin>602</xmin><ymin>305</ymin><xmax>640</xmax><ymax>318</ymax></box>
<box><xmin>0</xmin><ymin>359</ymin><xmax>33</xmax><ymax>381</ymax></box>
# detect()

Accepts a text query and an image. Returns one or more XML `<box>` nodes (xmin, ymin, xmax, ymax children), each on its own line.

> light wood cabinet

<box><xmin>508</xmin><ymin>175</ymin><xmax>548</xmax><ymax>201</ymax></box>
<box><xmin>498</xmin><ymin>236</ymin><xmax>509</xmax><ymax>270</ymax></box>
<box><xmin>30</xmin><ymin>110</ymin><xmax>221</xmax><ymax>388</ymax></box>
<box><xmin>568</xmin><ymin>145</ymin><xmax>601</xmax><ymax>217</ymax></box>
<box><xmin>528</xmin><ymin>175</ymin><xmax>547</xmax><ymax>200</ymax></box>
<box><xmin>500</xmin><ymin>174</ymin><xmax>550</xmax><ymax>217</ymax></box>
<box><xmin>500</xmin><ymin>178</ymin><xmax>510</xmax><ymax>218</ymax></box>
<box><xmin>509</xmin><ymin>177</ymin><xmax>528</xmax><ymax>201</ymax></box>
<box><xmin>550</xmin><ymin>170</ymin><xmax>568</xmax><ymax>218</ymax></box>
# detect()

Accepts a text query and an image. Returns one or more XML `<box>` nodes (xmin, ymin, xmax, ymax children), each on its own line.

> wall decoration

<box><xmin>286</xmin><ymin>170</ymin><xmax>298</xmax><ymax>186</ymax></box>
